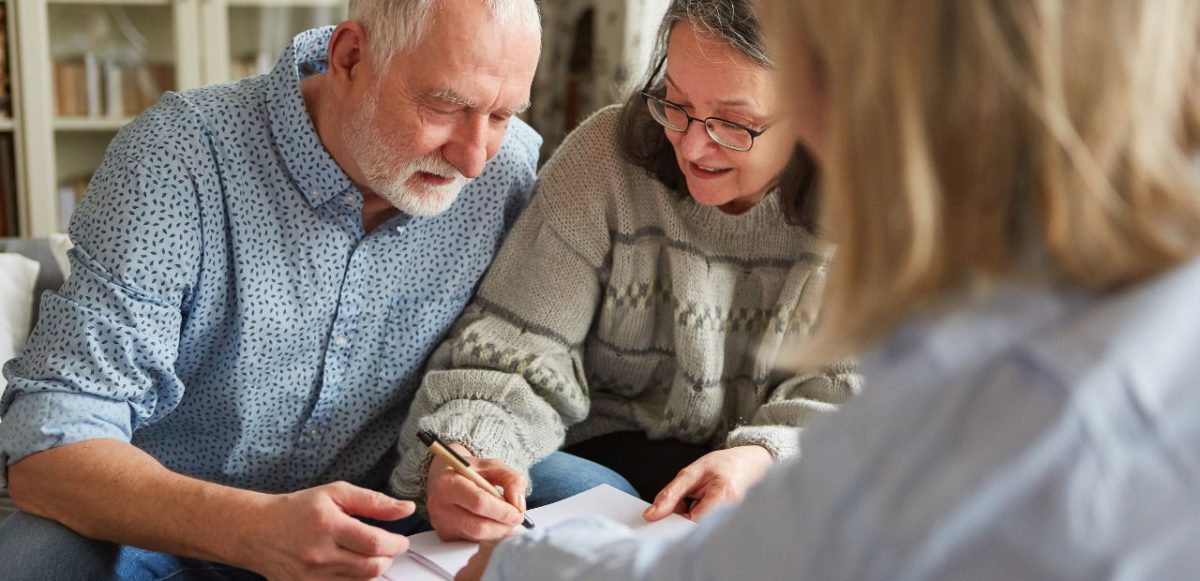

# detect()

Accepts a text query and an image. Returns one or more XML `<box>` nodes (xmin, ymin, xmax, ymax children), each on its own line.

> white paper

<box><xmin>380</xmin><ymin>484</ymin><xmax>695</xmax><ymax>580</ymax></box>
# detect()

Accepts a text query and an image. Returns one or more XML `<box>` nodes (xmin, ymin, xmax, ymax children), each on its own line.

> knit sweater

<box><xmin>390</xmin><ymin>106</ymin><xmax>860</xmax><ymax>501</ymax></box>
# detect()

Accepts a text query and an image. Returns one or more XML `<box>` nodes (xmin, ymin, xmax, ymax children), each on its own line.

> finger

<box><xmin>330</xmin><ymin>482</ymin><xmax>416</xmax><ymax>521</ymax></box>
<box><xmin>301</xmin><ymin>545</ymin><xmax>394</xmax><ymax>579</ymax></box>
<box><xmin>332</xmin><ymin>518</ymin><xmax>410</xmax><ymax>558</ymax></box>
<box><xmin>477</xmin><ymin>465</ymin><xmax>528</xmax><ymax>512</ymax></box>
<box><xmin>645</xmin><ymin>468</ymin><xmax>704</xmax><ymax>521</ymax></box>
<box><xmin>684</xmin><ymin>486</ymin><xmax>733</xmax><ymax>520</ymax></box>
<box><xmin>437</xmin><ymin>505</ymin><xmax>521</xmax><ymax>542</ymax></box>
<box><xmin>323</xmin><ymin>552</ymin><xmax>396</xmax><ymax>580</ymax></box>
<box><xmin>449</xmin><ymin>476</ymin><xmax>522</xmax><ymax>525</ymax></box>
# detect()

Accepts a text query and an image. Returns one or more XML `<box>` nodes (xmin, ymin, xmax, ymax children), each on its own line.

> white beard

<box><xmin>345</xmin><ymin>93</ymin><xmax>473</xmax><ymax>216</ymax></box>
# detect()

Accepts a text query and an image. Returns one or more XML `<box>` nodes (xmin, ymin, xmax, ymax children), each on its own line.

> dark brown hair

<box><xmin>616</xmin><ymin>0</ymin><xmax>820</xmax><ymax>230</ymax></box>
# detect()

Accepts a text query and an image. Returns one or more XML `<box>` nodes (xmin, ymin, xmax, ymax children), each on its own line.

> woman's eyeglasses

<box><xmin>640</xmin><ymin>56</ymin><xmax>773</xmax><ymax>153</ymax></box>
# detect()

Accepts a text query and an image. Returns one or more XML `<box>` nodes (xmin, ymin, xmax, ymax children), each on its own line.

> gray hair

<box><xmin>653</xmin><ymin>0</ymin><xmax>772</xmax><ymax>72</ymax></box>
<box><xmin>348</xmin><ymin>0</ymin><xmax>541</xmax><ymax>68</ymax></box>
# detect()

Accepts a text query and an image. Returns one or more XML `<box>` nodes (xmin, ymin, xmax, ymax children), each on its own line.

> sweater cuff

<box><xmin>389</xmin><ymin>402</ymin><xmax>538</xmax><ymax>503</ymax></box>
<box><xmin>724</xmin><ymin>425</ymin><xmax>801</xmax><ymax>462</ymax></box>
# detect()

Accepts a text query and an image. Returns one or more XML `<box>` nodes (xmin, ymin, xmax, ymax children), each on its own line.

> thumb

<box><xmin>332</xmin><ymin>483</ymin><xmax>416</xmax><ymax>521</ymax></box>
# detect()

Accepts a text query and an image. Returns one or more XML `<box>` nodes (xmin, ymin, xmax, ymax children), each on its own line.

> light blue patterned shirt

<box><xmin>484</xmin><ymin>257</ymin><xmax>1200</xmax><ymax>580</ymax></box>
<box><xmin>0</xmin><ymin>27</ymin><xmax>541</xmax><ymax>492</ymax></box>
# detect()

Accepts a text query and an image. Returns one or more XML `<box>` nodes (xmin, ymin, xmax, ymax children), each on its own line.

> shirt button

<box><xmin>308</xmin><ymin>427</ymin><xmax>321</xmax><ymax>438</ymax></box>
<box><xmin>395</xmin><ymin>225</ymin><xmax>406</xmax><ymax>233</ymax></box>
<box><xmin>334</xmin><ymin>335</ymin><xmax>348</xmax><ymax>347</ymax></box>
<box><xmin>343</xmin><ymin>193</ymin><xmax>356</xmax><ymax>205</ymax></box>
<box><xmin>310</xmin><ymin>188</ymin><xmax>321</xmax><ymax>197</ymax></box>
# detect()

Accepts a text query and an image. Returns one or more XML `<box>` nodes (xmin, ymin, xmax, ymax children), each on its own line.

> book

<box><xmin>84</xmin><ymin>52</ymin><xmax>102</xmax><ymax>118</ymax></box>
<box><xmin>104</xmin><ymin>59</ymin><xmax>123</xmax><ymax>118</ymax></box>
<box><xmin>0</xmin><ymin>3</ymin><xmax>10</xmax><ymax>118</ymax></box>
<box><xmin>54</xmin><ymin>58</ymin><xmax>176</xmax><ymax>118</ymax></box>
<box><xmin>55</xmin><ymin>58</ymin><xmax>87</xmax><ymax>117</ymax></box>
<box><xmin>0</xmin><ymin>133</ymin><xmax>15</xmax><ymax>237</ymax></box>
<box><xmin>381</xmin><ymin>484</ymin><xmax>696</xmax><ymax>580</ymax></box>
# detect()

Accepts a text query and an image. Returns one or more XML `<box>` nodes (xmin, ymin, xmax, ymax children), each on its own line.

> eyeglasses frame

<box><xmin>639</xmin><ymin>55</ymin><xmax>773</xmax><ymax>153</ymax></box>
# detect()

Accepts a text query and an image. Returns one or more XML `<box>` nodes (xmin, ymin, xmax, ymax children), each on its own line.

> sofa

<box><xmin>0</xmin><ymin>237</ymin><xmax>70</xmax><ymax>523</ymax></box>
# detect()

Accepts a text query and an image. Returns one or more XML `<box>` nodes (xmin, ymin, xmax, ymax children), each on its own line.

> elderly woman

<box><xmin>391</xmin><ymin>0</ymin><xmax>858</xmax><ymax>542</ymax></box>
<box><xmin>456</xmin><ymin>0</ymin><xmax>1200</xmax><ymax>579</ymax></box>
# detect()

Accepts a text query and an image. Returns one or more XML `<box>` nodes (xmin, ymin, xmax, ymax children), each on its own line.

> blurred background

<box><xmin>0</xmin><ymin>0</ymin><xmax>671</xmax><ymax>238</ymax></box>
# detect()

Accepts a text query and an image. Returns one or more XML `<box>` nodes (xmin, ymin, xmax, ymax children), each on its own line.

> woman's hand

<box><xmin>425</xmin><ymin>444</ymin><xmax>528</xmax><ymax>541</ymax></box>
<box><xmin>455</xmin><ymin>538</ymin><xmax>502</xmax><ymax>581</ymax></box>
<box><xmin>643</xmin><ymin>445</ymin><xmax>773</xmax><ymax>521</ymax></box>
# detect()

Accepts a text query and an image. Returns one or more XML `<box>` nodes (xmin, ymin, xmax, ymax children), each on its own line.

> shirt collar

<box><xmin>266</xmin><ymin>26</ymin><xmax>354</xmax><ymax>208</ymax></box>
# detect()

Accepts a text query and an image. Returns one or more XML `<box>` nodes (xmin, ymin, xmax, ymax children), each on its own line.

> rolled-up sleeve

<box><xmin>0</xmin><ymin>125</ymin><xmax>200</xmax><ymax>487</ymax></box>
<box><xmin>724</xmin><ymin>362</ymin><xmax>862</xmax><ymax>461</ymax></box>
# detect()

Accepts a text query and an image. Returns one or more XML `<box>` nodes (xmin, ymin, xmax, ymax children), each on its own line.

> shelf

<box><xmin>228</xmin><ymin>0</ymin><xmax>345</xmax><ymax>6</ymax></box>
<box><xmin>54</xmin><ymin>117</ymin><xmax>134</xmax><ymax>131</ymax></box>
<box><xmin>46</xmin><ymin>0</ymin><xmax>170</xmax><ymax>5</ymax></box>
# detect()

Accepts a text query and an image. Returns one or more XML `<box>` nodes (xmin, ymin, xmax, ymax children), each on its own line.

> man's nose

<box><xmin>444</xmin><ymin>114</ymin><xmax>490</xmax><ymax>179</ymax></box>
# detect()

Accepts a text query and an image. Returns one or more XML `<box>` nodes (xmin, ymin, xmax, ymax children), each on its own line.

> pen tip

<box><xmin>417</xmin><ymin>430</ymin><xmax>436</xmax><ymax>446</ymax></box>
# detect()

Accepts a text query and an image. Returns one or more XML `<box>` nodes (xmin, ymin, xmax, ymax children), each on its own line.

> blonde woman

<box><xmin>455</xmin><ymin>0</ymin><xmax>1200</xmax><ymax>579</ymax></box>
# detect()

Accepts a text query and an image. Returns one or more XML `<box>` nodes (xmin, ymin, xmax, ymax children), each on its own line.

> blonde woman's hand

<box><xmin>643</xmin><ymin>445</ymin><xmax>773</xmax><ymax>522</ymax></box>
<box><xmin>455</xmin><ymin>538</ymin><xmax>502</xmax><ymax>581</ymax></box>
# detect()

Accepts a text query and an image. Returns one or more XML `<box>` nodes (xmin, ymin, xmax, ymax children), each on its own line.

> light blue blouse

<box><xmin>486</xmin><ymin>257</ymin><xmax>1200</xmax><ymax>580</ymax></box>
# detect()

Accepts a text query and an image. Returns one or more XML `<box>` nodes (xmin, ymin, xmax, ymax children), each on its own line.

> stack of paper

<box><xmin>380</xmin><ymin>484</ymin><xmax>695</xmax><ymax>580</ymax></box>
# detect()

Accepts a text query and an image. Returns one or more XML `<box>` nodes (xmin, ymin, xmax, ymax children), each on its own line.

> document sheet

<box><xmin>381</xmin><ymin>484</ymin><xmax>696</xmax><ymax>580</ymax></box>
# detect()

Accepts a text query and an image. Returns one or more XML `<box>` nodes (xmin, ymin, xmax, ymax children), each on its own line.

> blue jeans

<box><xmin>0</xmin><ymin>452</ymin><xmax>634</xmax><ymax>580</ymax></box>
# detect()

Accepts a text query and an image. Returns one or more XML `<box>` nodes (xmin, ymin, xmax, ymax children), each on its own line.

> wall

<box><xmin>530</xmin><ymin>0</ymin><xmax>670</xmax><ymax>160</ymax></box>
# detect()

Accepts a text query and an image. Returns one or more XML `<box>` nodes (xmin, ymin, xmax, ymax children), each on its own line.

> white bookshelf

<box><xmin>1</xmin><ymin>0</ymin><xmax>24</xmax><ymax>236</ymax></box>
<box><xmin>11</xmin><ymin>0</ymin><xmax>344</xmax><ymax>236</ymax></box>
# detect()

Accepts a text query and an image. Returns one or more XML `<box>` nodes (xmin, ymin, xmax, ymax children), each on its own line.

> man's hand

<box><xmin>425</xmin><ymin>444</ymin><xmax>528</xmax><ymax>541</ymax></box>
<box><xmin>643</xmin><ymin>445</ymin><xmax>773</xmax><ymax>522</ymax></box>
<box><xmin>244</xmin><ymin>481</ymin><xmax>415</xmax><ymax>580</ymax></box>
<box><xmin>455</xmin><ymin>538</ymin><xmax>502</xmax><ymax>581</ymax></box>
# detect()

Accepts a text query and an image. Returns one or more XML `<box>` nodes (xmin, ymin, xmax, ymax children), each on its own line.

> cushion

<box><xmin>0</xmin><ymin>252</ymin><xmax>40</xmax><ymax>394</ymax></box>
<box><xmin>47</xmin><ymin>233</ymin><xmax>73</xmax><ymax>280</ymax></box>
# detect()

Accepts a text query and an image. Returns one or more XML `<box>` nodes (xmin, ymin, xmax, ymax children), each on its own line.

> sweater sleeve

<box><xmin>724</xmin><ymin>361</ymin><xmax>862</xmax><ymax>461</ymax></box>
<box><xmin>724</xmin><ymin>250</ymin><xmax>861</xmax><ymax>461</ymax></box>
<box><xmin>389</xmin><ymin>109</ymin><xmax>621</xmax><ymax>502</ymax></box>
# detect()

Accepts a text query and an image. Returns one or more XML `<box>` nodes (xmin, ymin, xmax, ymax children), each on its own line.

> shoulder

<box><xmin>494</xmin><ymin>116</ymin><xmax>543</xmax><ymax>173</ymax></box>
<box><xmin>537</xmin><ymin>105</ymin><xmax>645</xmax><ymax>202</ymax></box>
<box><xmin>535</xmin><ymin>103</ymin><xmax>665</xmax><ymax>219</ymax></box>
<box><xmin>107</xmin><ymin>91</ymin><xmax>216</xmax><ymax>173</ymax></box>
<box><xmin>470</xmin><ymin>117</ymin><xmax>542</xmax><ymax>202</ymax></box>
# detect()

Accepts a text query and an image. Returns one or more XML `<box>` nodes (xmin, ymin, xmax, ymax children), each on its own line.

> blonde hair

<box><xmin>768</xmin><ymin>0</ymin><xmax>1200</xmax><ymax>361</ymax></box>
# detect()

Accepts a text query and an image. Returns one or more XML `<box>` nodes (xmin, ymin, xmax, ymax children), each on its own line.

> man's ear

<box><xmin>327</xmin><ymin>21</ymin><xmax>371</xmax><ymax>98</ymax></box>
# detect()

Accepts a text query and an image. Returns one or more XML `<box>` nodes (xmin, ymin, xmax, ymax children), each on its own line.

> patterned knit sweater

<box><xmin>390</xmin><ymin>106</ymin><xmax>860</xmax><ymax>501</ymax></box>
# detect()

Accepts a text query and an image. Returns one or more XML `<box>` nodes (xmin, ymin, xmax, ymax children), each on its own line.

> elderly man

<box><xmin>0</xmin><ymin>0</ymin><xmax>541</xmax><ymax>578</ymax></box>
